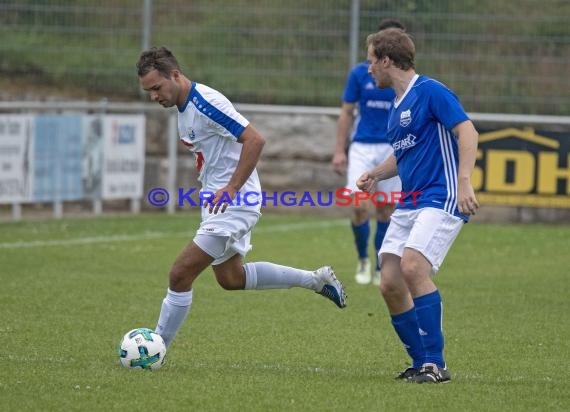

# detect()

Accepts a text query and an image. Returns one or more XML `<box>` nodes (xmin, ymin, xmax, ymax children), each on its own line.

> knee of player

<box><xmin>216</xmin><ymin>272</ymin><xmax>245</xmax><ymax>290</ymax></box>
<box><xmin>352</xmin><ymin>205</ymin><xmax>370</xmax><ymax>222</ymax></box>
<box><xmin>378</xmin><ymin>277</ymin><xmax>400</xmax><ymax>298</ymax></box>
<box><xmin>375</xmin><ymin>204</ymin><xmax>393</xmax><ymax>221</ymax></box>
<box><xmin>168</xmin><ymin>268</ymin><xmax>195</xmax><ymax>291</ymax></box>
<box><xmin>399</xmin><ymin>257</ymin><xmax>423</xmax><ymax>279</ymax></box>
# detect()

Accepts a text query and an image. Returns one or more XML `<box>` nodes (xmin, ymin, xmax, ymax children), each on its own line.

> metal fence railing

<box><xmin>0</xmin><ymin>0</ymin><xmax>569</xmax><ymax>115</ymax></box>
<box><xmin>1</xmin><ymin>100</ymin><xmax>569</xmax><ymax>221</ymax></box>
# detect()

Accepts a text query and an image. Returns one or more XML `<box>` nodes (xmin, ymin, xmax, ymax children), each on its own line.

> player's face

<box><xmin>367</xmin><ymin>45</ymin><xmax>390</xmax><ymax>88</ymax></box>
<box><xmin>139</xmin><ymin>69</ymin><xmax>179</xmax><ymax>108</ymax></box>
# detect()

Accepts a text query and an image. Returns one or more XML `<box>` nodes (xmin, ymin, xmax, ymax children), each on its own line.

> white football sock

<box><xmin>243</xmin><ymin>262</ymin><xmax>318</xmax><ymax>290</ymax></box>
<box><xmin>155</xmin><ymin>288</ymin><xmax>193</xmax><ymax>348</ymax></box>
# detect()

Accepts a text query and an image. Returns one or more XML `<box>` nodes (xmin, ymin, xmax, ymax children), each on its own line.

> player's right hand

<box><xmin>356</xmin><ymin>172</ymin><xmax>375</xmax><ymax>192</ymax></box>
<box><xmin>332</xmin><ymin>152</ymin><xmax>347</xmax><ymax>175</ymax></box>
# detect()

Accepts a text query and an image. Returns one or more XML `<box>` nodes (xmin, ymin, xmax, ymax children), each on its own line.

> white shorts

<box><xmin>346</xmin><ymin>142</ymin><xmax>401</xmax><ymax>196</ymax></box>
<box><xmin>193</xmin><ymin>206</ymin><xmax>261</xmax><ymax>265</ymax></box>
<box><xmin>379</xmin><ymin>208</ymin><xmax>464</xmax><ymax>274</ymax></box>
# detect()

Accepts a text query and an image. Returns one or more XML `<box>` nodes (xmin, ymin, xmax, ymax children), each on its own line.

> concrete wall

<box><xmin>143</xmin><ymin>111</ymin><xmax>570</xmax><ymax>223</ymax></box>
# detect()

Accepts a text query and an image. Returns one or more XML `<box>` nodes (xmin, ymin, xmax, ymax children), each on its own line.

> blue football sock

<box><xmin>414</xmin><ymin>290</ymin><xmax>445</xmax><ymax>368</ymax></box>
<box><xmin>391</xmin><ymin>307</ymin><xmax>425</xmax><ymax>369</ymax></box>
<box><xmin>374</xmin><ymin>220</ymin><xmax>389</xmax><ymax>270</ymax></box>
<box><xmin>351</xmin><ymin>221</ymin><xmax>370</xmax><ymax>259</ymax></box>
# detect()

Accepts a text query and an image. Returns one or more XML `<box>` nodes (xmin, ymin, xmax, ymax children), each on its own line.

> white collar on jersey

<box><xmin>394</xmin><ymin>74</ymin><xmax>419</xmax><ymax>109</ymax></box>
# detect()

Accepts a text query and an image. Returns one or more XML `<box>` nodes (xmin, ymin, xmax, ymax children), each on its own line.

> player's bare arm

<box><xmin>356</xmin><ymin>154</ymin><xmax>398</xmax><ymax>192</ymax></box>
<box><xmin>208</xmin><ymin>124</ymin><xmax>266</xmax><ymax>214</ymax></box>
<box><xmin>454</xmin><ymin>120</ymin><xmax>480</xmax><ymax>215</ymax></box>
<box><xmin>332</xmin><ymin>103</ymin><xmax>355</xmax><ymax>175</ymax></box>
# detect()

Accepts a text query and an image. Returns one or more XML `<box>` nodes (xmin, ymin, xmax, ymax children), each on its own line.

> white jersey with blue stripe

<box><xmin>177</xmin><ymin>81</ymin><xmax>261</xmax><ymax>194</ymax></box>
<box><xmin>388</xmin><ymin>74</ymin><xmax>470</xmax><ymax>221</ymax></box>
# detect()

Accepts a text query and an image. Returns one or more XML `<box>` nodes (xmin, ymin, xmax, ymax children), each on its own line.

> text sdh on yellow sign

<box><xmin>473</xmin><ymin>127</ymin><xmax>570</xmax><ymax>208</ymax></box>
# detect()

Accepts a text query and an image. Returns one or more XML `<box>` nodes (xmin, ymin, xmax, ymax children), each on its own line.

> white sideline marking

<box><xmin>0</xmin><ymin>219</ymin><xmax>344</xmax><ymax>249</ymax></box>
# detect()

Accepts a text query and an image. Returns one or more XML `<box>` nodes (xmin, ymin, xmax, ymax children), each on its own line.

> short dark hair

<box><xmin>377</xmin><ymin>18</ymin><xmax>406</xmax><ymax>32</ymax></box>
<box><xmin>136</xmin><ymin>46</ymin><xmax>180</xmax><ymax>78</ymax></box>
<box><xmin>367</xmin><ymin>28</ymin><xmax>415</xmax><ymax>71</ymax></box>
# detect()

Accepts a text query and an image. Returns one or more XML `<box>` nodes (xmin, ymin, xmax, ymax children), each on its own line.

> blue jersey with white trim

<box><xmin>342</xmin><ymin>63</ymin><xmax>395</xmax><ymax>144</ymax></box>
<box><xmin>387</xmin><ymin>75</ymin><xmax>470</xmax><ymax>221</ymax></box>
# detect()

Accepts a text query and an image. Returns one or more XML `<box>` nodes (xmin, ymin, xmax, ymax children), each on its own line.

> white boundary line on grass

<box><xmin>0</xmin><ymin>219</ymin><xmax>345</xmax><ymax>249</ymax></box>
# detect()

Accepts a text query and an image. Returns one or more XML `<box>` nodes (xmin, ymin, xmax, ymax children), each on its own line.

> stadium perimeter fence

<box><xmin>1</xmin><ymin>101</ymin><xmax>569</xmax><ymax>222</ymax></box>
<box><xmin>0</xmin><ymin>0</ymin><xmax>568</xmax><ymax>115</ymax></box>
<box><xmin>0</xmin><ymin>1</ymin><xmax>569</xmax><ymax>221</ymax></box>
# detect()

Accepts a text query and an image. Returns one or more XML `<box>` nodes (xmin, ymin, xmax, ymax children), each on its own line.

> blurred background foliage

<box><xmin>0</xmin><ymin>0</ymin><xmax>568</xmax><ymax>114</ymax></box>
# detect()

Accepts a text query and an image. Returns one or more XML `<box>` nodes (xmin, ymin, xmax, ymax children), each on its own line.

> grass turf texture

<box><xmin>0</xmin><ymin>213</ymin><xmax>568</xmax><ymax>411</ymax></box>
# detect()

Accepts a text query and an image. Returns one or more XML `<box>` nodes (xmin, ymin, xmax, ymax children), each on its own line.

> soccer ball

<box><xmin>118</xmin><ymin>328</ymin><xmax>167</xmax><ymax>370</ymax></box>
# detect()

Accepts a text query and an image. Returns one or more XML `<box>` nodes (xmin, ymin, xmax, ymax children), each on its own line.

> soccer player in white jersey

<box><xmin>136</xmin><ymin>47</ymin><xmax>346</xmax><ymax>350</ymax></box>
<box><xmin>357</xmin><ymin>29</ymin><xmax>479</xmax><ymax>383</ymax></box>
<box><xmin>333</xmin><ymin>19</ymin><xmax>404</xmax><ymax>287</ymax></box>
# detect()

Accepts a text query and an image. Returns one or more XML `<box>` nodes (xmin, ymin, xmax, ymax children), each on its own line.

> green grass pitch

<box><xmin>0</xmin><ymin>212</ymin><xmax>568</xmax><ymax>411</ymax></box>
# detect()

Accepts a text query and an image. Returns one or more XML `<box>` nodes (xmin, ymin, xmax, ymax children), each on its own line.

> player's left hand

<box><xmin>457</xmin><ymin>179</ymin><xmax>479</xmax><ymax>215</ymax></box>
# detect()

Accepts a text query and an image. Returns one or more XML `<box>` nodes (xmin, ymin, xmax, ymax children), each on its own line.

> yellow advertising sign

<box><xmin>473</xmin><ymin>127</ymin><xmax>570</xmax><ymax>208</ymax></box>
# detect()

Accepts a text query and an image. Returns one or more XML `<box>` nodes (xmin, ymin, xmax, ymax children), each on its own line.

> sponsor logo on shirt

<box><xmin>366</xmin><ymin>100</ymin><xmax>391</xmax><ymax>110</ymax></box>
<box><xmin>393</xmin><ymin>133</ymin><xmax>417</xmax><ymax>151</ymax></box>
<box><xmin>400</xmin><ymin>109</ymin><xmax>412</xmax><ymax>127</ymax></box>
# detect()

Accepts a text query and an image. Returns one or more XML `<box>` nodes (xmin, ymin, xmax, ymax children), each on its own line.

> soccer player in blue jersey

<box><xmin>333</xmin><ymin>19</ymin><xmax>405</xmax><ymax>286</ymax></box>
<box><xmin>357</xmin><ymin>28</ymin><xmax>479</xmax><ymax>383</ymax></box>
<box><xmin>136</xmin><ymin>47</ymin><xmax>346</xmax><ymax>351</ymax></box>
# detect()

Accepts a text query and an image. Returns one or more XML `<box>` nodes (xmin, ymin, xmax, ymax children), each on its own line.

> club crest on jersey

<box><xmin>400</xmin><ymin>109</ymin><xmax>412</xmax><ymax>127</ymax></box>
<box><xmin>186</xmin><ymin>127</ymin><xmax>196</xmax><ymax>140</ymax></box>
